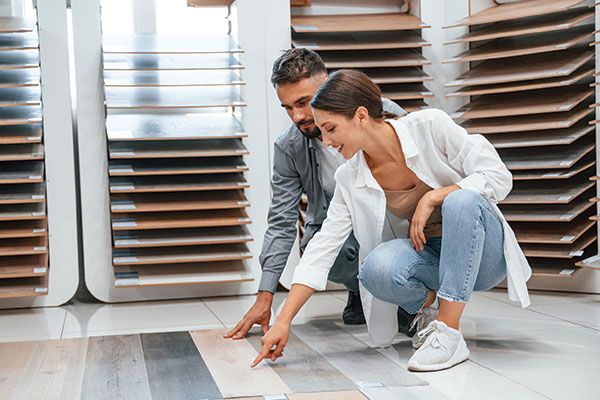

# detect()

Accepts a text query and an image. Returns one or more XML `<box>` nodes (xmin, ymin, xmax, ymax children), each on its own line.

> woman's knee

<box><xmin>442</xmin><ymin>189</ymin><xmax>486</xmax><ymax>220</ymax></box>
<box><xmin>359</xmin><ymin>239</ymin><xmax>413</xmax><ymax>292</ymax></box>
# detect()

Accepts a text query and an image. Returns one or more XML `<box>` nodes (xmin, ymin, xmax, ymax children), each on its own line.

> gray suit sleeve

<box><xmin>382</xmin><ymin>97</ymin><xmax>407</xmax><ymax>117</ymax></box>
<box><xmin>258</xmin><ymin>142</ymin><xmax>304</xmax><ymax>293</ymax></box>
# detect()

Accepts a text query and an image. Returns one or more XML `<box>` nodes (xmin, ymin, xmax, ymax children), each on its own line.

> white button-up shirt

<box><xmin>292</xmin><ymin>108</ymin><xmax>532</xmax><ymax>347</ymax></box>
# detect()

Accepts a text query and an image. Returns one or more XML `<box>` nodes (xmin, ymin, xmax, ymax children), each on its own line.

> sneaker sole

<box><xmin>407</xmin><ymin>338</ymin><xmax>470</xmax><ymax>372</ymax></box>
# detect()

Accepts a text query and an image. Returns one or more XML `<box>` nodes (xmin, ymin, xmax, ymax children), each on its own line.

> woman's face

<box><xmin>313</xmin><ymin>107</ymin><xmax>365</xmax><ymax>160</ymax></box>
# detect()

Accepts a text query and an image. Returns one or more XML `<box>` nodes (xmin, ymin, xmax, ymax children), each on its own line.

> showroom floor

<box><xmin>0</xmin><ymin>289</ymin><xmax>598</xmax><ymax>400</ymax></box>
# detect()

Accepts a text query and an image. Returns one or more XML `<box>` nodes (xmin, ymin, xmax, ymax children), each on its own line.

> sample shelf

<box><xmin>104</xmin><ymin>86</ymin><xmax>245</xmax><ymax>109</ymax></box>
<box><xmin>291</xmin><ymin>13</ymin><xmax>430</xmax><ymax>33</ymax></box>
<box><xmin>103</xmin><ymin>53</ymin><xmax>244</xmax><ymax>71</ymax></box>
<box><xmin>109</xmin><ymin>174</ymin><xmax>248</xmax><ymax>193</ymax></box>
<box><xmin>103</xmin><ymin>70</ymin><xmax>244</xmax><ymax>87</ymax></box>
<box><xmin>111</xmin><ymin>208</ymin><xmax>251</xmax><ymax>231</ymax></box>
<box><xmin>108</xmin><ymin>139</ymin><xmax>248</xmax><ymax>159</ymax></box>
<box><xmin>292</xmin><ymin>31</ymin><xmax>429</xmax><ymax>51</ymax></box>
<box><xmin>103</xmin><ymin>34</ymin><xmax>243</xmax><ymax>54</ymax></box>
<box><xmin>108</xmin><ymin>157</ymin><xmax>247</xmax><ymax>176</ymax></box>
<box><xmin>112</xmin><ymin>243</ymin><xmax>252</xmax><ymax>265</ymax></box>
<box><xmin>113</xmin><ymin>226</ymin><xmax>252</xmax><ymax>248</ymax></box>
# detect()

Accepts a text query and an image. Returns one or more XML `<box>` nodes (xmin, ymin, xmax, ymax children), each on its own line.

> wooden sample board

<box><xmin>510</xmin><ymin>157</ymin><xmax>594</xmax><ymax>181</ymax></box>
<box><xmin>113</xmin><ymin>226</ymin><xmax>252</xmax><ymax>248</ymax></box>
<box><xmin>292</xmin><ymin>31</ymin><xmax>429</xmax><ymax>51</ymax></box>
<box><xmin>0</xmin><ymin>50</ymin><xmax>39</xmax><ymax>69</ymax></box>
<box><xmin>0</xmin><ymin>17</ymin><xmax>37</xmax><ymax>33</ymax></box>
<box><xmin>111</xmin><ymin>208</ymin><xmax>251</xmax><ymax>230</ymax></box>
<box><xmin>0</xmin><ymin>161</ymin><xmax>43</xmax><ymax>183</ymax></box>
<box><xmin>486</xmin><ymin>120</ymin><xmax>593</xmax><ymax>149</ymax></box>
<box><xmin>0</xmin><ymin>68</ymin><xmax>40</xmax><ymax>88</ymax></box>
<box><xmin>106</xmin><ymin>113</ymin><xmax>245</xmax><ymax>141</ymax></box>
<box><xmin>105</xmin><ymin>86</ymin><xmax>245</xmax><ymax>109</ymax></box>
<box><xmin>319</xmin><ymin>49</ymin><xmax>430</xmax><ymax>69</ymax></box>
<box><xmin>512</xmin><ymin>211</ymin><xmax>596</xmax><ymax>244</ymax></box>
<box><xmin>521</xmin><ymin>230</ymin><xmax>596</xmax><ymax>258</ymax></box>
<box><xmin>0</xmin><ymin>86</ymin><xmax>41</xmax><ymax>106</ymax></box>
<box><xmin>0</xmin><ymin>143</ymin><xmax>43</xmax><ymax>161</ymax></box>
<box><xmin>0</xmin><ymin>33</ymin><xmax>38</xmax><ymax>51</ymax></box>
<box><xmin>108</xmin><ymin>139</ymin><xmax>248</xmax><ymax>159</ymax></box>
<box><xmin>364</xmin><ymin>67</ymin><xmax>433</xmax><ymax>84</ymax></box>
<box><xmin>110</xmin><ymin>190</ymin><xmax>248</xmax><ymax>212</ymax></box>
<box><xmin>498</xmin><ymin>137</ymin><xmax>594</xmax><ymax>170</ymax></box>
<box><xmin>500</xmin><ymin>196</ymin><xmax>594</xmax><ymax>222</ymax></box>
<box><xmin>379</xmin><ymin>84</ymin><xmax>432</xmax><ymax>100</ymax></box>
<box><xmin>0</xmin><ymin>123</ymin><xmax>42</xmax><ymax>143</ymax></box>
<box><xmin>103</xmin><ymin>53</ymin><xmax>243</xmax><ymax>71</ymax></box>
<box><xmin>0</xmin><ymin>236</ymin><xmax>47</xmax><ymax>256</ymax></box>
<box><xmin>0</xmin><ymin>203</ymin><xmax>46</xmax><ymax>221</ymax></box>
<box><xmin>108</xmin><ymin>157</ymin><xmax>247</xmax><ymax>176</ymax></box>
<box><xmin>103</xmin><ymin>69</ymin><xmax>244</xmax><ymax>87</ymax></box>
<box><xmin>109</xmin><ymin>174</ymin><xmax>248</xmax><ymax>193</ymax></box>
<box><xmin>0</xmin><ymin>219</ymin><xmax>47</xmax><ymax>239</ymax></box>
<box><xmin>501</xmin><ymin>178</ymin><xmax>594</xmax><ymax>204</ymax></box>
<box><xmin>0</xmin><ymin>106</ymin><xmax>42</xmax><ymax>125</ymax></box>
<box><xmin>102</xmin><ymin>34</ymin><xmax>243</xmax><ymax>54</ymax></box>
<box><xmin>529</xmin><ymin>259</ymin><xmax>581</xmax><ymax>277</ymax></box>
<box><xmin>291</xmin><ymin>13</ymin><xmax>429</xmax><ymax>33</ymax></box>
<box><xmin>0</xmin><ymin>276</ymin><xmax>47</xmax><ymax>298</ymax></box>
<box><xmin>112</xmin><ymin>243</ymin><xmax>252</xmax><ymax>265</ymax></box>
<box><xmin>0</xmin><ymin>183</ymin><xmax>45</xmax><ymax>204</ymax></box>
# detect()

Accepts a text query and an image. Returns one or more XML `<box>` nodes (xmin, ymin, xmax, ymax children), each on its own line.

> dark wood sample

<box><xmin>0</xmin><ymin>32</ymin><xmax>38</xmax><ymax>51</ymax></box>
<box><xmin>108</xmin><ymin>139</ymin><xmax>248</xmax><ymax>159</ymax></box>
<box><xmin>0</xmin><ymin>86</ymin><xmax>41</xmax><ymax>107</ymax></box>
<box><xmin>511</xmin><ymin>156</ymin><xmax>594</xmax><ymax>181</ymax></box>
<box><xmin>486</xmin><ymin>120</ymin><xmax>593</xmax><ymax>149</ymax></box>
<box><xmin>0</xmin><ymin>236</ymin><xmax>48</xmax><ymax>256</ymax></box>
<box><xmin>0</xmin><ymin>50</ymin><xmax>38</xmax><ymax>69</ymax></box>
<box><xmin>0</xmin><ymin>261</ymin><xmax>48</xmax><ymax>279</ymax></box>
<box><xmin>445</xmin><ymin>6</ymin><xmax>593</xmax><ymax>44</ymax></box>
<box><xmin>379</xmin><ymin>83</ymin><xmax>433</xmax><ymax>100</ymax></box>
<box><xmin>397</xmin><ymin>99</ymin><xmax>428</xmax><ymax>112</ymax></box>
<box><xmin>102</xmin><ymin>34</ymin><xmax>242</xmax><ymax>54</ymax></box>
<box><xmin>103</xmin><ymin>53</ymin><xmax>243</xmax><ymax>71</ymax></box>
<box><xmin>462</xmin><ymin>103</ymin><xmax>593</xmax><ymax>134</ymax></box>
<box><xmin>446</xmin><ymin>63</ymin><xmax>594</xmax><ymax>97</ymax></box>
<box><xmin>444</xmin><ymin>25</ymin><xmax>594</xmax><ymax>63</ymax></box>
<box><xmin>105</xmin><ymin>85</ymin><xmax>245</xmax><ymax>109</ymax></box>
<box><xmin>0</xmin><ymin>123</ymin><xmax>42</xmax><ymax>144</ymax></box>
<box><xmin>453</xmin><ymin>86</ymin><xmax>592</xmax><ymax>119</ymax></box>
<box><xmin>0</xmin><ymin>17</ymin><xmax>37</xmax><ymax>33</ymax></box>
<box><xmin>0</xmin><ymin>276</ymin><xmax>47</xmax><ymax>298</ymax></box>
<box><xmin>0</xmin><ymin>161</ymin><xmax>43</xmax><ymax>183</ymax></box>
<box><xmin>0</xmin><ymin>68</ymin><xmax>39</xmax><ymax>88</ymax></box>
<box><xmin>320</xmin><ymin>49</ymin><xmax>430</xmax><ymax>69</ymax></box>
<box><xmin>0</xmin><ymin>202</ymin><xmax>45</xmax><ymax>221</ymax></box>
<box><xmin>111</xmin><ymin>208</ymin><xmax>250</xmax><ymax>230</ymax></box>
<box><xmin>521</xmin><ymin>230</ymin><xmax>596</xmax><ymax>258</ymax></box>
<box><xmin>512</xmin><ymin>211</ymin><xmax>595</xmax><ymax>244</ymax></box>
<box><xmin>106</xmin><ymin>113</ymin><xmax>245</xmax><ymax>141</ymax></box>
<box><xmin>291</xmin><ymin>13</ymin><xmax>429</xmax><ymax>33</ymax></box>
<box><xmin>529</xmin><ymin>260</ymin><xmax>581</xmax><ymax>277</ymax></box>
<box><xmin>113</xmin><ymin>226</ymin><xmax>252</xmax><ymax>248</ymax></box>
<box><xmin>103</xmin><ymin>69</ymin><xmax>244</xmax><ymax>87</ymax></box>
<box><xmin>109</xmin><ymin>174</ymin><xmax>248</xmax><ymax>193</ymax></box>
<box><xmin>0</xmin><ymin>183</ymin><xmax>45</xmax><ymax>204</ymax></box>
<box><xmin>0</xmin><ymin>219</ymin><xmax>47</xmax><ymax>239</ymax></box>
<box><xmin>501</xmin><ymin>177</ymin><xmax>594</xmax><ymax>204</ymax></box>
<box><xmin>445</xmin><ymin>0</ymin><xmax>585</xmax><ymax>28</ymax></box>
<box><xmin>0</xmin><ymin>143</ymin><xmax>43</xmax><ymax>161</ymax></box>
<box><xmin>445</xmin><ymin>48</ymin><xmax>593</xmax><ymax>88</ymax></box>
<box><xmin>108</xmin><ymin>157</ymin><xmax>247</xmax><ymax>176</ymax></box>
<box><xmin>292</xmin><ymin>31</ymin><xmax>429</xmax><ymax>51</ymax></box>
<box><xmin>0</xmin><ymin>106</ymin><xmax>42</xmax><ymax>125</ymax></box>
<box><xmin>498</xmin><ymin>136</ymin><xmax>594</xmax><ymax>170</ymax></box>
<box><xmin>110</xmin><ymin>190</ymin><xmax>249</xmax><ymax>213</ymax></box>
<box><xmin>113</xmin><ymin>243</ymin><xmax>251</xmax><ymax>265</ymax></box>
<box><xmin>364</xmin><ymin>67</ymin><xmax>433</xmax><ymax>84</ymax></box>
<box><xmin>500</xmin><ymin>196</ymin><xmax>594</xmax><ymax>222</ymax></box>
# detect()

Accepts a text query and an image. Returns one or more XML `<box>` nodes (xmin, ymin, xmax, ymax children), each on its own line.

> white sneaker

<box><xmin>407</xmin><ymin>320</ymin><xmax>469</xmax><ymax>372</ymax></box>
<box><xmin>410</xmin><ymin>307</ymin><xmax>437</xmax><ymax>349</ymax></box>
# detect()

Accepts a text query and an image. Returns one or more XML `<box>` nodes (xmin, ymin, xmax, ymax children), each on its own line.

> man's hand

<box><xmin>224</xmin><ymin>291</ymin><xmax>273</xmax><ymax>340</ymax></box>
<box><xmin>250</xmin><ymin>319</ymin><xmax>290</xmax><ymax>368</ymax></box>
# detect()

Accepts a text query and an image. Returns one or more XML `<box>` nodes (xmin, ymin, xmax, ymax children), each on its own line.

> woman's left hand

<box><xmin>410</xmin><ymin>193</ymin><xmax>435</xmax><ymax>252</ymax></box>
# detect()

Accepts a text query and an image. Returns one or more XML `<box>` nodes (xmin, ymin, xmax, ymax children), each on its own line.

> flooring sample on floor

<box><xmin>11</xmin><ymin>338</ymin><xmax>88</xmax><ymax>400</ymax></box>
<box><xmin>287</xmin><ymin>390</ymin><xmax>368</xmax><ymax>399</ymax></box>
<box><xmin>360</xmin><ymin>385</ymin><xmax>452</xmax><ymax>400</ymax></box>
<box><xmin>246</xmin><ymin>330</ymin><xmax>357</xmax><ymax>393</ymax></box>
<box><xmin>81</xmin><ymin>334</ymin><xmax>152</xmax><ymax>400</ymax></box>
<box><xmin>141</xmin><ymin>331</ymin><xmax>222</xmax><ymax>400</ymax></box>
<box><xmin>291</xmin><ymin>320</ymin><xmax>425</xmax><ymax>388</ymax></box>
<box><xmin>0</xmin><ymin>341</ymin><xmax>35</xmax><ymax>398</ymax></box>
<box><xmin>190</xmin><ymin>329</ymin><xmax>290</xmax><ymax>398</ymax></box>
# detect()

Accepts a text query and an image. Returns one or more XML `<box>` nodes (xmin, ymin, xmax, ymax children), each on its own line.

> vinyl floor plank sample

<box><xmin>486</xmin><ymin>120</ymin><xmax>593</xmax><ymax>148</ymax></box>
<box><xmin>0</xmin><ymin>183</ymin><xmax>45</xmax><ymax>204</ymax></box>
<box><xmin>0</xmin><ymin>68</ymin><xmax>39</xmax><ymax>89</ymax></box>
<box><xmin>0</xmin><ymin>263</ymin><xmax>47</xmax><ymax>278</ymax></box>
<box><xmin>140</xmin><ymin>332</ymin><xmax>222</xmax><ymax>400</ymax></box>
<box><xmin>530</xmin><ymin>260</ymin><xmax>581</xmax><ymax>277</ymax></box>
<box><xmin>81</xmin><ymin>335</ymin><xmax>152</xmax><ymax>400</ymax></box>
<box><xmin>0</xmin><ymin>161</ymin><xmax>43</xmax><ymax>183</ymax></box>
<box><xmin>397</xmin><ymin>99</ymin><xmax>428</xmax><ymax>112</ymax></box>
<box><xmin>292</xmin><ymin>30</ymin><xmax>429</xmax><ymax>51</ymax></box>
<box><xmin>445</xmin><ymin>0</ymin><xmax>585</xmax><ymax>28</ymax></box>
<box><xmin>512</xmin><ymin>212</ymin><xmax>595</xmax><ymax>244</ymax></box>
<box><xmin>379</xmin><ymin>83</ymin><xmax>433</xmax><ymax>100</ymax></box>
<box><xmin>445</xmin><ymin>6</ymin><xmax>593</xmax><ymax>44</ymax></box>
<box><xmin>0</xmin><ymin>50</ymin><xmax>39</xmax><ymax>69</ymax></box>
<box><xmin>0</xmin><ymin>32</ymin><xmax>37</xmax><ymax>51</ymax></box>
<box><xmin>0</xmin><ymin>105</ymin><xmax>41</xmax><ymax>125</ymax></box>
<box><xmin>105</xmin><ymin>86</ymin><xmax>244</xmax><ymax>109</ymax></box>
<box><xmin>0</xmin><ymin>219</ymin><xmax>47</xmax><ymax>239</ymax></box>
<box><xmin>104</xmin><ymin>69</ymin><xmax>243</xmax><ymax>87</ymax></box>
<box><xmin>109</xmin><ymin>174</ymin><xmax>248</xmax><ymax>193</ymax></box>
<box><xmin>452</xmin><ymin>86</ymin><xmax>592</xmax><ymax>119</ymax></box>
<box><xmin>0</xmin><ymin>253</ymin><xmax>47</xmax><ymax>269</ymax></box>
<box><xmin>103</xmin><ymin>34</ymin><xmax>242</xmax><ymax>54</ymax></box>
<box><xmin>0</xmin><ymin>236</ymin><xmax>48</xmax><ymax>256</ymax></box>
<box><xmin>444</xmin><ymin>25</ymin><xmax>594</xmax><ymax>64</ymax></box>
<box><xmin>511</xmin><ymin>156</ymin><xmax>594</xmax><ymax>180</ymax></box>
<box><xmin>0</xmin><ymin>202</ymin><xmax>45</xmax><ymax>221</ymax></box>
<box><xmin>320</xmin><ymin>49</ymin><xmax>430</xmax><ymax>69</ymax></box>
<box><xmin>364</xmin><ymin>67</ymin><xmax>433</xmax><ymax>84</ymax></box>
<box><xmin>11</xmin><ymin>338</ymin><xmax>88</xmax><ymax>400</ymax></box>
<box><xmin>288</xmin><ymin>391</ymin><xmax>368</xmax><ymax>400</ymax></box>
<box><xmin>291</xmin><ymin>13</ymin><xmax>429</xmax><ymax>33</ymax></box>
<box><xmin>103</xmin><ymin>53</ymin><xmax>243</xmax><ymax>71</ymax></box>
<box><xmin>0</xmin><ymin>341</ymin><xmax>35</xmax><ymax>398</ymax></box>
<box><xmin>446</xmin><ymin>62</ymin><xmax>594</xmax><ymax>97</ymax></box>
<box><xmin>111</xmin><ymin>208</ymin><xmax>250</xmax><ymax>230</ymax></box>
<box><xmin>0</xmin><ymin>86</ymin><xmax>41</xmax><ymax>107</ymax></box>
<box><xmin>462</xmin><ymin>103</ymin><xmax>593</xmax><ymax>134</ymax></box>
<box><xmin>113</xmin><ymin>225</ymin><xmax>252</xmax><ymax>248</ymax></box>
<box><xmin>501</xmin><ymin>178</ymin><xmax>594</xmax><ymax>204</ymax></box>
<box><xmin>110</xmin><ymin>190</ymin><xmax>248</xmax><ymax>213</ymax></box>
<box><xmin>112</xmin><ymin>243</ymin><xmax>251</xmax><ymax>265</ymax></box>
<box><xmin>246</xmin><ymin>330</ymin><xmax>356</xmax><ymax>393</ymax></box>
<box><xmin>106</xmin><ymin>113</ymin><xmax>245</xmax><ymax>141</ymax></box>
<box><xmin>108</xmin><ymin>157</ymin><xmax>247</xmax><ymax>176</ymax></box>
<box><xmin>500</xmin><ymin>196</ymin><xmax>594</xmax><ymax>222</ymax></box>
<box><xmin>445</xmin><ymin>48</ymin><xmax>593</xmax><ymax>87</ymax></box>
<box><xmin>521</xmin><ymin>230</ymin><xmax>596</xmax><ymax>258</ymax></box>
<box><xmin>0</xmin><ymin>17</ymin><xmax>37</xmax><ymax>33</ymax></box>
<box><xmin>498</xmin><ymin>137</ymin><xmax>594</xmax><ymax>169</ymax></box>
<box><xmin>0</xmin><ymin>143</ymin><xmax>43</xmax><ymax>161</ymax></box>
<box><xmin>109</xmin><ymin>139</ymin><xmax>248</xmax><ymax>158</ymax></box>
<box><xmin>0</xmin><ymin>123</ymin><xmax>42</xmax><ymax>143</ymax></box>
<box><xmin>0</xmin><ymin>276</ymin><xmax>47</xmax><ymax>298</ymax></box>
<box><xmin>190</xmin><ymin>329</ymin><xmax>291</xmax><ymax>398</ymax></box>
<box><xmin>291</xmin><ymin>320</ymin><xmax>424</xmax><ymax>387</ymax></box>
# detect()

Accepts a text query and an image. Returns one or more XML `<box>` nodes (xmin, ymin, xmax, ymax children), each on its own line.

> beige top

<box><xmin>384</xmin><ymin>179</ymin><xmax>443</xmax><ymax>238</ymax></box>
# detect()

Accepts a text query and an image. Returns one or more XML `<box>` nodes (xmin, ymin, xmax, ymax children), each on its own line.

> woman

<box><xmin>252</xmin><ymin>70</ymin><xmax>531</xmax><ymax>372</ymax></box>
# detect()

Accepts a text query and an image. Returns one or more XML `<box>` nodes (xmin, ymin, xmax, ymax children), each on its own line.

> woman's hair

<box><xmin>310</xmin><ymin>69</ymin><xmax>398</xmax><ymax>120</ymax></box>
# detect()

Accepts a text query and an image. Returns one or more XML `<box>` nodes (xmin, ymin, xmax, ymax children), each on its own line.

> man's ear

<box><xmin>354</xmin><ymin>106</ymin><xmax>369</xmax><ymax>126</ymax></box>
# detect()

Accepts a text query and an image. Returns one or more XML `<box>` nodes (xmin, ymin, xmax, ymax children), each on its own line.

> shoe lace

<box><xmin>409</xmin><ymin>310</ymin><xmax>428</xmax><ymax>333</ymax></box>
<box><xmin>417</xmin><ymin>322</ymin><xmax>445</xmax><ymax>350</ymax></box>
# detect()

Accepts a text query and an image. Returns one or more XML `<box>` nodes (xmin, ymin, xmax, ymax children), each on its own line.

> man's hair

<box><xmin>270</xmin><ymin>48</ymin><xmax>327</xmax><ymax>87</ymax></box>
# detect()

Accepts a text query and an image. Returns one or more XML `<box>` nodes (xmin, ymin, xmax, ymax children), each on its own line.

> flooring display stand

<box><xmin>73</xmin><ymin>0</ymin><xmax>272</xmax><ymax>302</ymax></box>
<box><xmin>0</xmin><ymin>1</ymin><xmax>79</xmax><ymax>308</ymax></box>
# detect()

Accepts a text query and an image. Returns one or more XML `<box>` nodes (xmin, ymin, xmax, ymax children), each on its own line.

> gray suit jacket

<box><xmin>258</xmin><ymin>99</ymin><xmax>406</xmax><ymax>292</ymax></box>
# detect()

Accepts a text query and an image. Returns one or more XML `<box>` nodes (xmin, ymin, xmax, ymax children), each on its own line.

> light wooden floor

<box><xmin>0</xmin><ymin>320</ymin><xmax>427</xmax><ymax>400</ymax></box>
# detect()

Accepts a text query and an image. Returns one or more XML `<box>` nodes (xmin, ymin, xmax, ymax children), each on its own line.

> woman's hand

<box><xmin>410</xmin><ymin>192</ymin><xmax>435</xmax><ymax>252</ymax></box>
<box><xmin>250</xmin><ymin>319</ymin><xmax>290</xmax><ymax>368</ymax></box>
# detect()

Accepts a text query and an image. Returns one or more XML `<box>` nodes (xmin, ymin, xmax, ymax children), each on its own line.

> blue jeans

<box><xmin>358</xmin><ymin>189</ymin><xmax>507</xmax><ymax>314</ymax></box>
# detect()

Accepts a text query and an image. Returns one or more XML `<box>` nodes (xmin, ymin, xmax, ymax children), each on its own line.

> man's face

<box><xmin>276</xmin><ymin>74</ymin><xmax>327</xmax><ymax>139</ymax></box>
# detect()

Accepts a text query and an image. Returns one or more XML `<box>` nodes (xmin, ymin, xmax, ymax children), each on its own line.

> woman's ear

<box><xmin>354</xmin><ymin>106</ymin><xmax>369</xmax><ymax>126</ymax></box>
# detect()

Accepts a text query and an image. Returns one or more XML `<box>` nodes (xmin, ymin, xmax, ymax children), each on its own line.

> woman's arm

<box><xmin>410</xmin><ymin>184</ymin><xmax>459</xmax><ymax>251</ymax></box>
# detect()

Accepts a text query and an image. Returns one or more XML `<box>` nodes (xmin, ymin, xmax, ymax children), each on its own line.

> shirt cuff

<box><xmin>292</xmin><ymin>266</ymin><xmax>329</xmax><ymax>291</ymax></box>
<box><xmin>456</xmin><ymin>173</ymin><xmax>487</xmax><ymax>195</ymax></box>
<box><xmin>258</xmin><ymin>271</ymin><xmax>280</xmax><ymax>293</ymax></box>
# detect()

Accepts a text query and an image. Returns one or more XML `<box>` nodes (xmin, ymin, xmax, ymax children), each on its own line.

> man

<box><xmin>224</xmin><ymin>48</ymin><xmax>405</xmax><ymax>340</ymax></box>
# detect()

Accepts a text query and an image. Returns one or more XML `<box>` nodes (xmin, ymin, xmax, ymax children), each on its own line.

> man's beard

<box><xmin>296</xmin><ymin>120</ymin><xmax>322</xmax><ymax>139</ymax></box>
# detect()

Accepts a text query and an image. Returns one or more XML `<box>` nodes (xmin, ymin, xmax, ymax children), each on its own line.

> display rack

<box><xmin>445</xmin><ymin>0</ymin><xmax>597</xmax><ymax>281</ymax></box>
